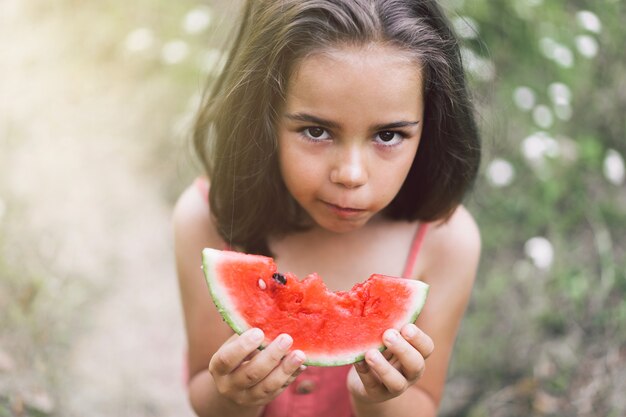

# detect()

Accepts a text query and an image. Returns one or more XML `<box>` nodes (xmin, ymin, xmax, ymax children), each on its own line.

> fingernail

<box><xmin>403</xmin><ymin>324</ymin><xmax>417</xmax><ymax>338</ymax></box>
<box><xmin>367</xmin><ymin>350</ymin><xmax>382</xmax><ymax>364</ymax></box>
<box><xmin>290</xmin><ymin>350</ymin><xmax>305</xmax><ymax>366</ymax></box>
<box><xmin>278</xmin><ymin>334</ymin><xmax>293</xmax><ymax>350</ymax></box>
<box><xmin>384</xmin><ymin>329</ymin><xmax>399</xmax><ymax>345</ymax></box>
<box><xmin>249</xmin><ymin>328</ymin><xmax>264</xmax><ymax>343</ymax></box>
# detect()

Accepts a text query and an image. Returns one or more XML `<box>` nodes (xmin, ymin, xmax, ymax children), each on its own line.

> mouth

<box><xmin>322</xmin><ymin>201</ymin><xmax>367</xmax><ymax>217</ymax></box>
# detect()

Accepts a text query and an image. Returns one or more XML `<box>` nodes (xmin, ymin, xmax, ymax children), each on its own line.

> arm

<box><xmin>348</xmin><ymin>206</ymin><xmax>481</xmax><ymax>417</ymax></box>
<box><xmin>173</xmin><ymin>184</ymin><xmax>259</xmax><ymax>417</ymax></box>
<box><xmin>174</xmin><ymin>185</ymin><xmax>305</xmax><ymax>417</ymax></box>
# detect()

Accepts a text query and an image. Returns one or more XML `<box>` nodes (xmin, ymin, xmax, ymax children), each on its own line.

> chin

<box><xmin>316</xmin><ymin>217</ymin><xmax>370</xmax><ymax>234</ymax></box>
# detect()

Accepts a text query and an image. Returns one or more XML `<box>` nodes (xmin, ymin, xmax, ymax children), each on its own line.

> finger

<box><xmin>233</xmin><ymin>333</ymin><xmax>294</xmax><ymax>388</ymax></box>
<box><xmin>380</xmin><ymin>349</ymin><xmax>402</xmax><ymax>369</ymax></box>
<box><xmin>354</xmin><ymin>358</ymin><xmax>383</xmax><ymax>393</ymax></box>
<box><xmin>251</xmin><ymin>350</ymin><xmax>306</xmax><ymax>397</ymax></box>
<box><xmin>281</xmin><ymin>364</ymin><xmax>307</xmax><ymax>389</ymax></box>
<box><xmin>400</xmin><ymin>324</ymin><xmax>434</xmax><ymax>359</ymax></box>
<box><xmin>354</xmin><ymin>359</ymin><xmax>368</xmax><ymax>374</ymax></box>
<box><xmin>243</xmin><ymin>349</ymin><xmax>261</xmax><ymax>362</ymax></box>
<box><xmin>292</xmin><ymin>364</ymin><xmax>308</xmax><ymax>380</ymax></box>
<box><xmin>365</xmin><ymin>349</ymin><xmax>408</xmax><ymax>395</ymax></box>
<box><xmin>209</xmin><ymin>328</ymin><xmax>265</xmax><ymax>375</ymax></box>
<box><xmin>383</xmin><ymin>329</ymin><xmax>424</xmax><ymax>381</ymax></box>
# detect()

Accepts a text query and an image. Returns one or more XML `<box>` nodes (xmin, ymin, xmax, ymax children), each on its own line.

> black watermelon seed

<box><xmin>272</xmin><ymin>273</ymin><xmax>287</xmax><ymax>285</ymax></box>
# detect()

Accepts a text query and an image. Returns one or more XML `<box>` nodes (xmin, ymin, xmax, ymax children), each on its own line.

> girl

<box><xmin>174</xmin><ymin>1</ymin><xmax>481</xmax><ymax>416</ymax></box>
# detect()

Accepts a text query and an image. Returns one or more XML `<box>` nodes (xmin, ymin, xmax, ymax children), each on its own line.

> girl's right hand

<box><xmin>208</xmin><ymin>328</ymin><xmax>307</xmax><ymax>407</ymax></box>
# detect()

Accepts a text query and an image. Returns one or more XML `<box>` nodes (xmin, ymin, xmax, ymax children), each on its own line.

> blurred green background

<box><xmin>0</xmin><ymin>0</ymin><xmax>624</xmax><ymax>416</ymax></box>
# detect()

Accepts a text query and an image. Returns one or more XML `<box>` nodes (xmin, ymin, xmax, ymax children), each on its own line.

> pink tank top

<box><xmin>192</xmin><ymin>178</ymin><xmax>429</xmax><ymax>417</ymax></box>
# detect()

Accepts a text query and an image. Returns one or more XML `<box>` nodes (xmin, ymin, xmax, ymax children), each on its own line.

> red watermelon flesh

<box><xmin>202</xmin><ymin>248</ymin><xmax>429</xmax><ymax>367</ymax></box>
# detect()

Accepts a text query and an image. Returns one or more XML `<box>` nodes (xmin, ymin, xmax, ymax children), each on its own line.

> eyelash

<box><xmin>298</xmin><ymin>127</ymin><xmax>409</xmax><ymax>147</ymax></box>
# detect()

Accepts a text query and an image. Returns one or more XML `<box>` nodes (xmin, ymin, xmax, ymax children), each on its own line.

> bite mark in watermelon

<box><xmin>202</xmin><ymin>248</ymin><xmax>429</xmax><ymax>367</ymax></box>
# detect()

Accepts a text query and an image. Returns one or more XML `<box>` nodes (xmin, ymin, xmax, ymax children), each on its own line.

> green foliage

<box><xmin>441</xmin><ymin>0</ymin><xmax>626</xmax><ymax>415</ymax></box>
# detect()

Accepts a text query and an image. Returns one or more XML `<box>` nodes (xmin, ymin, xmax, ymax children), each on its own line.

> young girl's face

<box><xmin>277</xmin><ymin>43</ymin><xmax>424</xmax><ymax>233</ymax></box>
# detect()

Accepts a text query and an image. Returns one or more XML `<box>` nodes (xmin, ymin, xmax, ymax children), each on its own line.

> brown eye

<box><xmin>379</xmin><ymin>131</ymin><xmax>396</xmax><ymax>142</ymax></box>
<box><xmin>374</xmin><ymin>131</ymin><xmax>404</xmax><ymax>147</ymax></box>
<box><xmin>307</xmin><ymin>127</ymin><xmax>325</xmax><ymax>138</ymax></box>
<box><xmin>302</xmin><ymin>127</ymin><xmax>330</xmax><ymax>141</ymax></box>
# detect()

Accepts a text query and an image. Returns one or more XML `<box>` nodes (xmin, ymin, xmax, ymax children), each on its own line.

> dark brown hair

<box><xmin>193</xmin><ymin>0</ymin><xmax>481</xmax><ymax>255</ymax></box>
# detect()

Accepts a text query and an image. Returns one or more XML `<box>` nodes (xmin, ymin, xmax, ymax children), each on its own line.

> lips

<box><xmin>322</xmin><ymin>200</ymin><xmax>366</xmax><ymax>217</ymax></box>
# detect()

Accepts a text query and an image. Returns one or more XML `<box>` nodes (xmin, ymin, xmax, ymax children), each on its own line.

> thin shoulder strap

<box><xmin>402</xmin><ymin>223</ymin><xmax>429</xmax><ymax>278</ymax></box>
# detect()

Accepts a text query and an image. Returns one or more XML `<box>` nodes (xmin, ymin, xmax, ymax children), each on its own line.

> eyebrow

<box><xmin>284</xmin><ymin>112</ymin><xmax>420</xmax><ymax>131</ymax></box>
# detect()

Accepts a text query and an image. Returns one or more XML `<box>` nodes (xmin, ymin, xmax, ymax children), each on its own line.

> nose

<box><xmin>330</xmin><ymin>144</ymin><xmax>368</xmax><ymax>188</ymax></box>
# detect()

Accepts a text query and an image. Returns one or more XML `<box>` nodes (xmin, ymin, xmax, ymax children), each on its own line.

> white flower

<box><xmin>161</xmin><ymin>40</ymin><xmax>189</xmax><ymax>65</ymax></box>
<box><xmin>553</xmin><ymin>103</ymin><xmax>572</xmax><ymax>121</ymax></box>
<box><xmin>522</xmin><ymin>134</ymin><xmax>546</xmax><ymax>162</ymax></box>
<box><xmin>524</xmin><ymin>237</ymin><xmax>554</xmax><ymax>270</ymax></box>
<box><xmin>603</xmin><ymin>149</ymin><xmax>625</xmax><ymax>185</ymax></box>
<box><xmin>547</xmin><ymin>82</ymin><xmax>572</xmax><ymax>106</ymax></box>
<box><xmin>576</xmin><ymin>10</ymin><xmax>602</xmax><ymax>34</ymax></box>
<box><xmin>553</xmin><ymin>45</ymin><xmax>574</xmax><ymax>68</ymax></box>
<box><xmin>453</xmin><ymin>16</ymin><xmax>479</xmax><ymax>39</ymax></box>
<box><xmin>513</xmin><ymin>86</ymin><xmax>536</xmax><ymax>111</ymax></box>
<box><xmin>124</xmin><ymin>27</ymin><xmax>155</xmax><ymax>53</ymax></box>
<box><xmin>486</xmin><ymin>158</ymin><xmax>515</xmax><ymax>187</ymax></box>
<box><xmin>521</xmin><ymin>132</ymin><xmax>560</xmax><ymax>162</ymax></box>
<box><xmin>533</xmin><ymin>105</ymin><xmax>554</xmax><ymax>129</ymax></box>
<box><xmin>575</xmin><ymin>35</ymin><xmax>599</xmax><ymax>58</ymax></box>
<box><xmin>184</xmin><ymin>6</ymin><xmax>213</xmax><ymax>34</ymax></box>
<box><xmin>539</xmin><ymin>38</ymin><xmax>574</xmax><ymax>68</ymax></box>
<box><xmin>539</xmin><ymin>37</ymin><xmax>558</xmax><ymax>59</ymax></box>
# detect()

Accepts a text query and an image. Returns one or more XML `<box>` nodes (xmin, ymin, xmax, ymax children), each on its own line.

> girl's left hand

<box><xmin>347</xmin><ymin>323</ymin><xmax>434</xmax><ymax>404</ymax></box>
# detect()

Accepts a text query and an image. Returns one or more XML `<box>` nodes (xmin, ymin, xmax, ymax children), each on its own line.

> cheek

<box><xmin>281</xmin><ymin>161</ymin><xmax>308</xmax><ymax>196</ymax></box>
<box><xmin>376</xmin><ymin>148</ymin><xmax>418</xmax><ymax>198</ymax></box>
<box><xmin>278</xmin><ymin>141</ymin><xmax>322</xmax><ymax>198</ymax></box>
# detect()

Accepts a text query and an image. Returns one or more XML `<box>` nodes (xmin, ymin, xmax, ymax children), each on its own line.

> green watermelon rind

<box><xmin>202</xmin><ymin>249</ymin><xmax>253</xmax><ymax>337</ymax></box>
<box><xmin>201</xmin><ymin>248</ymin><xmax>429</xmax><ymax>367</ymax></box>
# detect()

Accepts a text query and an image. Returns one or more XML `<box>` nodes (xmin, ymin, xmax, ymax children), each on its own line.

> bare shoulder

<box><xmin>172</xmin><ymin>180</ymin><xmax>226</xmax><ymax>305</ymax></box>
<box><xmin>173</xmin><ymin>181</ymin><xmax>220</xmax><ymax>244</ymax></box>
<box><xmin>416</xmin><ymin>205</ymin><xmax>481</xmax><ymax>323</ymax></box>
<box><xmin>423</xmin><ymin>205</ymin><xmax>481</xmax><ymax>280</ymax></box>
<box><xmin>173</xmin><ymin>181</ymin><xmax>231</xmax><ymax>377</ymax></box>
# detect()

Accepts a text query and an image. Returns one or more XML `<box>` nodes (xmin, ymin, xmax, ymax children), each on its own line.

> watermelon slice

<box><xmin>201</xmin><ymin>248</ymin><xmax>429</xmax><ymax>367</ymax></box>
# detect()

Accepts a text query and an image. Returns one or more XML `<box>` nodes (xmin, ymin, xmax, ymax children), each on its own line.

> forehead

<box><xmin>285</xmin><ymin>43</ymin><xmax>424</xmax><ymax>118</ymax></box>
